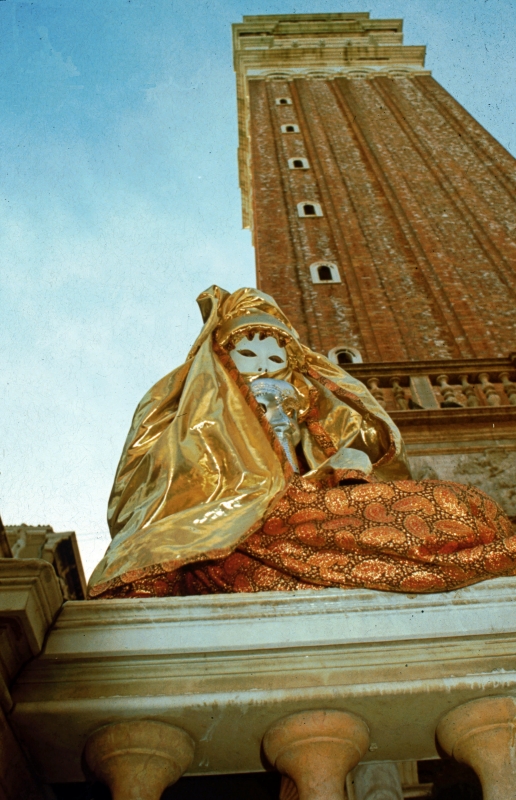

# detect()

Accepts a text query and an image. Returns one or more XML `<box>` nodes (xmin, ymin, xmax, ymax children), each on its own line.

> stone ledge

<box><xmin>36</xmin><ymin>578</ymin><xmax>516</xmax><ymax>656</ymax></box>
<box><xmin>9</xmin><ymin>578</ymin><xmax>516</xmax><ymax>782</ymax></box>
<box><xmin>0</xmin><ymin>559</ymin><xmax>63</xmax><ymax>712</ymax></box>
<box><xmin>0</xmin><ymin>558</ymin><xmax>64</xmax><ymax>655</ymax></box>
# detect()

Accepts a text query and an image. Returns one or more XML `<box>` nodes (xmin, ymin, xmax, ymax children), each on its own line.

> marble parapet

<box><xmin>9</xmin><ymin>577</ymin><xmax>516</xmax><ymax>784</ymax></box>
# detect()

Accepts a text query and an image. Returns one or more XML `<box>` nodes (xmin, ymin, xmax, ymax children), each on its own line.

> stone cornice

<box><xmin>232</xmin><ymin>13</ymin><xmax>429</xmax><ymax>229</ymax></box>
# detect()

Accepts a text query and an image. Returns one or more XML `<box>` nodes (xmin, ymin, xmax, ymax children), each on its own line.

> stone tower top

<box><xmin>233</xmin><ymin>13</ymin><xmax>429</xmax><ymax>230</ymax></box>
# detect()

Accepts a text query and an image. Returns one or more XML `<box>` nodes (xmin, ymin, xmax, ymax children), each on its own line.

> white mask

<box><xmin>230</xmin><ymin>333</ymin><xmax>287</xmax><ymax>377</ymax></box>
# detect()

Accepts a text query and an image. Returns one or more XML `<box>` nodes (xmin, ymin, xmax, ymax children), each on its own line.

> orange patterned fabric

<box><xmin>110</xmin><ymin>475</ymin><xmax>516</xmax><ymax>597</ymax></box>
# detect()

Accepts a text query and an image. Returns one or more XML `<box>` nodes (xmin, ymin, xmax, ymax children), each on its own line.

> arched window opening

<box><xmin>328</xmin><ymin>346</ymin><xmax>363</xmax><ymax>365</ymax></box>
<box><xmin>281</xmin><ymin>123</ymin><xmax>300</xmax><ymax>133</ymax></box>
<box><xmin>318</xmin><ymin>265</ymin><xmax>333</xmax><ymax>281</ymax></box>
<box><xmin>298</xmin><ymin>201</ymin><xmax>323</xmax><ymax>218</ymax></box>
<box><xmin>276</xmin><ymin>97</ymin><xmax>292</xmax><ymax>105</ymax></box>
<box><xmin>289</xmin><ymin>157</ymin><xmax>309</xmax><ymax>170</ymax></box>
<box><xmin>309</xmin><ymin>261</ymin><xmax>340</xmax><ymax>283</ymax></box>
<box><xmin>337</xmin><ymin>351</ymin><xmax>354</xmax><ymax>365</ymax></box>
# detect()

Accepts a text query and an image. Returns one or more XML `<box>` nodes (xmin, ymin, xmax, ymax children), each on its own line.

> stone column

<box><xmin>84</xmin><ymin>720</ymin><xmax>195</xmax><ymax>800</ymax></box>
<box><xmin>349</xmin><ymin>762</ymin><xmax>403</xmax><ymax>800</ymax></box>
<box><xmin>263</xmin><ymin>709</ymin><xmax>370</xmax><ymax>800</ymax></box>
<box><xmin>437</xmin><ymin>696</ymin><xmax>516</xmax><ymax>800</ymax></box>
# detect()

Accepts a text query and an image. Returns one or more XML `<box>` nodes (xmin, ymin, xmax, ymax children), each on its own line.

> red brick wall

<box><xmin>249</xmin><ymin>75</ymin><xmax>516</xmax><ymax>362</ymax></box>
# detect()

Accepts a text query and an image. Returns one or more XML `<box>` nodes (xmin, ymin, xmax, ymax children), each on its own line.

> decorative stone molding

<box><xmin>0</xmin><ymin>558</ymin><xmax>63</xmax><ymax>711</ymax></box>
<box><xmin>84</xmin><ymin>720</ymin><xmax>195</xmax><ymax>800</ymax></box>
<box><xmin>263</xmin><ymin>709</ymin><xmax>369</xmax><ymax>800</ymax></box>
<box><xmin>436</xmin><ymin>696</ymin><xmax>516</xmax><ymax>800</ymax></box>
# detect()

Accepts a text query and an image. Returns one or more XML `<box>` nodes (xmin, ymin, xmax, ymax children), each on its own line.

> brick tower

<box><xmin>232</xmin><ymin>12</ymin><xmax>516</xmax><ymax>516</ymax></box>
<box><xmin>233</xmin><ymin>13</ymin><xmax>516</xmax><ymax>363</ymax></box>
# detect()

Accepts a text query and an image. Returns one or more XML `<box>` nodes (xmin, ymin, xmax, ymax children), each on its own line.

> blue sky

<box><xmin>1</xmin><ymin>0</ymin><xmax>515</xmax><ymax>577</ymax></box>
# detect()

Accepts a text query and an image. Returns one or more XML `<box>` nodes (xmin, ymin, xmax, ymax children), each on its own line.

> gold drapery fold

<box><xmin>88</xmin><ymin>286</ymin><xmax>409</xmax><ymax>597</ymax></box>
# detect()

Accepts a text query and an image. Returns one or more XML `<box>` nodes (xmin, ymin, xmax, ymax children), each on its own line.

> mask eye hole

<box><xmin>268</xmin><ymin>355</ymin><xmax>285</xmax><ymax>364</ymax></box>
<box><xmin>237</xmin><ymin>349</ymin><xmax>257</xmax><ymax>357</ymax></box>
<box><xmin>258</xmin><ymin>402</ymin><xmax>267</xmax><ymax>412</ymax></box>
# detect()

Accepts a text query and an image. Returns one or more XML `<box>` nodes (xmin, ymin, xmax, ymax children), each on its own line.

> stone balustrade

<box><xmin>345</xmin><ymin>356</ymin><xmax>516</xmax><ymax>412</ymax></box>
<box><xmin>3</xmin><ymin>559</ymin><xmax>516</xmax><ymax>798</ymax></box>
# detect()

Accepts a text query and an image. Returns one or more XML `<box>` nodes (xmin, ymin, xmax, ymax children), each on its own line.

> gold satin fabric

<box><xmin>88</xmin><ymin>286</ymin><xmax>410</xmax><ymax>597</ymax></box>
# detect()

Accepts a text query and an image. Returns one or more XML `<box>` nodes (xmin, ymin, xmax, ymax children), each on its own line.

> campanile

<box><xmin>232</xmin><ymin>13</ymin><xmax>516</xmax><ymax>365</ymax></box>
<box><xmin>233</xmin><ymin>12</ymin><xmax>516</xmax><ymax>511</ymax></box>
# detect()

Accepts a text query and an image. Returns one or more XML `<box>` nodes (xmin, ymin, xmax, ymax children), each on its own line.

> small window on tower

<box><xmin>288</xmin><ymin>157</ymin><xmax>309</xmax><ymax>170</ymax></box>
<box><xmin>328</xmin><ymin>346</ymin><xmax>363</xmax><ymax>365</ymax></box>
<box><xmin>275</xmin><ymin>97</ymin><xmax>292</xmax><ymax>105</ymax></box>
<box><xmin>281</xmin><ymin>124</ymin><xmax>300</xmax><ymax>133</ymax></box>
<box><xmin>309</xmin><ymin>262</ymin><xmax>341</xmax><ymax>283</ymax></box>
<box><xmin>298</xmin><ymin>202</ymin><xmax>323</xmax><ymax>218</ymax></box>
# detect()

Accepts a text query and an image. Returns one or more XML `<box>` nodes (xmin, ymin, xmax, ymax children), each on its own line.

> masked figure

<box><xmin>89</xmin><ymin>286</ymin><xmax>516</xmax><ymax>598</ymax></box>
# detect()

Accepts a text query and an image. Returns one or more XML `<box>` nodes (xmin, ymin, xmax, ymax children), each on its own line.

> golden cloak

<box><xmin>88</xmin><ymin>286</ymin><xmax>410</xmax><ymax>597</ymax></box>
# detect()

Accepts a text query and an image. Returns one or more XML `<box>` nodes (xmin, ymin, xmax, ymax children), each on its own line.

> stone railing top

<box><xmin>42</xmin><ymin>577</ymin><xmax>516</xmax><ymax>658</ymax></box>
